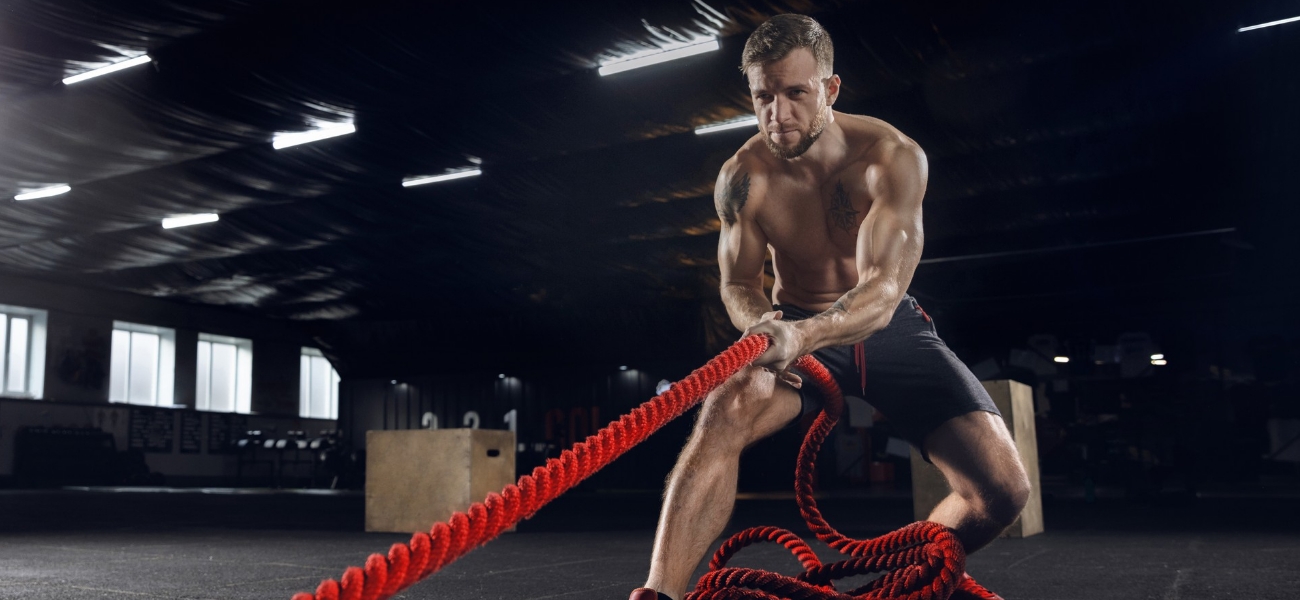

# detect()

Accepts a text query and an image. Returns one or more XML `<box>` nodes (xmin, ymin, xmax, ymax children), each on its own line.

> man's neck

<box><xmin>775</xmin><ymin>113</ymin><xmax>846</xmax><ymax>177</ymax></box>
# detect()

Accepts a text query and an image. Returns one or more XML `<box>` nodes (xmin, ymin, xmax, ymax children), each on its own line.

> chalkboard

<box><xmin>128</xmin><ymin>408</ymin><xmax>174</xmax><ymax>453</ymax></box>
<box><xmin>207</xmin><ymin>413</ymin><xmax>247</xmax><ymax>454</ymax></box>
<box><xmin>179</xmin><ymin>412</ymin><xmax>203</xmax><ymax>454</ymax></box>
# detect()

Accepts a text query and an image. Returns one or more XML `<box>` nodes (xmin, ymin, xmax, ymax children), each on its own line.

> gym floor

<box><xmin>2</xmin><ymin>485</ymin><xmax>1298</xmax><ymax>599</ymax></box>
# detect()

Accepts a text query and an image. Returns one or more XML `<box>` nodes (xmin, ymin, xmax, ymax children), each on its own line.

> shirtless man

<box><xmin>629</xmin><ymin>15</ymin><xmax>1030</xmax><ymax>600</ymax></box>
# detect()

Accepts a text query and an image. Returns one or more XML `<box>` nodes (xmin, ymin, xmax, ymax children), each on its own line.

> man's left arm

<box><xmin>747</xmin><ymin>140</ymin><xmax>928</xmax><ymax>370</ymax></box>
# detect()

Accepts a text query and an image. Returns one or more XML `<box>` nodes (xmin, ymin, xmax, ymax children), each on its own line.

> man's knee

<box><xmin>981</xmin><ymin>464</ymin><xmax>1031</xmax><ymax>527</ymax></box>
<box><xmin>694</xmin><ymin>367</ymin><xmax>767</xmax><ymax>446</ymax></box>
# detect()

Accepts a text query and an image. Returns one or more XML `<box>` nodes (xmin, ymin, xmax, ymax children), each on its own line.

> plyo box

<box><xmin>366</xmin><ymin>429</ymin><xmax>516</xmax><ymax>533</ymax></box>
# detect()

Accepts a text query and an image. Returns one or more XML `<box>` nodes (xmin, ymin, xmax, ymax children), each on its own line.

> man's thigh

<box><xmin>701</xmin><ymin>366</ymin><xmax>803</xmax><ymax>447</ymax></box>
<box><xmin>923</xmin><ymin>410</ymin><xmax>1025</xmax><ymax>498</ymax></box>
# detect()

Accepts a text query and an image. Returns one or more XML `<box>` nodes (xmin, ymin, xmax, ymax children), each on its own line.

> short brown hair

<box><xmin>740</xmin><ymin>14</ymin><xmax>834</xmax><ymax>79</ymax></box>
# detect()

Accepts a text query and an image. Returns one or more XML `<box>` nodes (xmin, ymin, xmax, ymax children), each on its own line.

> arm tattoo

<box><xmin>829</xmin><ymin>287</ymin><xmax>863</xmax><ymax>314</ymax></box>
<box><xmin>717</xmin><ymin>172</ymin><xmax>751</xmax><ymax>226</ymax></box>
<box><xmin>828</xmin><ymin>181</ymin><xmax>859</xmax><ymax>234</ymax></box>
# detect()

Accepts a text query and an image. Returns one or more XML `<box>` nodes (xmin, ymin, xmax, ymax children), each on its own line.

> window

<box><xmin>196</xmin><ymin>333</ymin><xmax>252</xmax><ymax>413</ymax></box>
<box><xmin>109</xmin><ymin>321</ymin><xmax>176</xmax><ymax>406</ymax></box>
<box><xmin>0</xmin><ymin>304</ymin><xmax>48</xmax><ymax>399</ymax></box>
<box><xmin>299</xmin><ymin>347</ymin><xmax>339</xmax><ymax>420</ymax></box>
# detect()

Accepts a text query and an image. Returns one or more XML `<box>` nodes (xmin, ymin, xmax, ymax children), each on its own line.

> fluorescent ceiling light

<box><xmin>695</xmin><ymin>115</ymin><xmax>759</xmax><ymax>135</ymax></box>
<box><xmin>1151</xmin><ymin>359</ymin><xmax>1168</xmax><ymax>366</ymax></box>
<box><xmin>598</xmin><ymin>38</ymin><xmax>720</xmax><ymax>76</ymax></box>
<box><xmin>1238</xmin><ymin>16</ymin><xmax>1300</xmax><ymax>32</ymax></box>
<box><xmin>14</xmin><ymin>185</ymin><xmax>71</xmax><ymax>201</ymax></box>
<box><xmin>272</xmin><ymin>121</ymin><xmax>356</xmax><ymax>150</ymax></box>
<box><xmin>1053</xmin><ymin>356</ymin><xmax>1070</xmax><ymax>363</ymax></box>
<box><xmin>1150</xmin><ymin>353</ymin><xmax>1164</xmax><ymax>360</ymax></box>
<box><xmin>162</xmin><ymin>213</ymin><xmax>219</xmax><ymax>229</ymax></box>
<box><xmin>403</xmin><ymin>168</ymin><xmax>481</xmax><ymax>187</ymax></box>
<box><xmin>62</xmin><ymin>54</ymin><xmax>151</xmax><ymax>85</ymax></box>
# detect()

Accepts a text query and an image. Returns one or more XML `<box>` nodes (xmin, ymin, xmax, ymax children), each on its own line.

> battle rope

<box><xmin>688</xmin><ymin>354</ymin><xmax>1001</xmax><ymax>600</ymax></box>
<box><xmin>290</xmin><ymin>335</ymin><xmax>1001</xmax><ymax>600</ymax></box>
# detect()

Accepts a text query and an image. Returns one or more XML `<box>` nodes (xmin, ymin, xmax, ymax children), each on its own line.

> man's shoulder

<box><xmin>837</xmin><ymin>113</ymin><xmax>923</xmax><ymax>162</ymax></box>
<box><xmin>723</xmin><ymin>137</ymin><xmax>774</xmax><ymax>176</ymax></box>
<box><xmin>716</xmin><ymin>139</ymin><xmax>775</xmax><ymax>202</ymax></box>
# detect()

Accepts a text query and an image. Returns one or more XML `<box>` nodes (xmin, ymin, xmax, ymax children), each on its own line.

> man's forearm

<box><xmin>721</xmin><ymin>283</ymin><xmax>773</xmax><ymax>331</ymax></box>
<box><xmin>793</xmin><ymin>281</ymin><xmax>902</xmax><ymax>354</ymax></box>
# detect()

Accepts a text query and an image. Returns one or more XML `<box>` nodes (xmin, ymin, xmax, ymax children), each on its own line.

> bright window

<box><xmin>299</xmin><ymin>347</ymin><xmax>339</xmax><ymax>420</ymax></box>
<box><xmin>109</xmin><ymin>321</ymin><xmax>176</xmax><ymax>406</ymax></box>
<box><xmin>196</xmin><ymin>333</ymin><xmax>252</xmax><ymax>414</ymax></box>
<box><xmin>0</xmin><ymin>304</ymin><xmax>48</xmax><ymax>399</ymax></box>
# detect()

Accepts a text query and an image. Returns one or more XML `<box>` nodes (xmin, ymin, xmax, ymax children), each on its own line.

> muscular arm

<box><xmin>793</xmin><ymin>141</ymin><xmax>928</xmax><ymax>353</ymax></box>
<box><xmin>715</xmin><ymin>163</ymin><xmax>772</xmax><ymax>331</ymax></box>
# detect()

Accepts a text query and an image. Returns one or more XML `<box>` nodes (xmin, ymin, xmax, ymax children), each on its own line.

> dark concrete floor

<box><xmin>1</xmin><ymin>487</ymin><xmax>1299</xmax><ymax>599</ymax></box>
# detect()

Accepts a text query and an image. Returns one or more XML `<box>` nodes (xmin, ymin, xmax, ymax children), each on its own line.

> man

<box><xmin>629</xmin><ymin>14</ymin><xmax>1030</xmax><ymax>600</ymax></box>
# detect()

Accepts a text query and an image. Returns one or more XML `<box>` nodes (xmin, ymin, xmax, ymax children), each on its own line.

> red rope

<box><xmin>289</xmin><ymin>335</ymin><xmax>1000</xmax><ymax>600</ymax></box>
<box><xmin>688</xmin><ymin>354</ymin><xmax>1000</xmax><ymax>600</ymax></box>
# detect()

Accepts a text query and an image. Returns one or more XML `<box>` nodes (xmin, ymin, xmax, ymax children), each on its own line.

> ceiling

<box><xmin>2</xmin><ymin>0</ymin><xmax>1297</xmax><ymax>374</ymax></box>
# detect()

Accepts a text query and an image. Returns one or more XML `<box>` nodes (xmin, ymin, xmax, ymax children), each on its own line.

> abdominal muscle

<box><xmin>769</xmin><ymin>251</ymin><xmax>859</xmax><ymax>313</ymax></box>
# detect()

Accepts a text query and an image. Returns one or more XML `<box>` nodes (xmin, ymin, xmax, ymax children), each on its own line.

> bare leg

<box><xmin>643</xmin><ymin>367</ymin><xmax>802</xmax><ymax>600</ymax></box>
<box><xmin>923</xmin><ymin>411</ymin><xmax>1031</xmax><ymax>553</ymax></box>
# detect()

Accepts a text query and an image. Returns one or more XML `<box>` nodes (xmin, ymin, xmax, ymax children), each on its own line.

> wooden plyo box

<box><xmin>366</xmin><ymin>429</ymin><xmax>516</xmax><ymax>534</ymax></box>
<box><xmin>910</xmin><ymin>379</ymin><xmax>1043</xmax><ymax>538</ymax></box>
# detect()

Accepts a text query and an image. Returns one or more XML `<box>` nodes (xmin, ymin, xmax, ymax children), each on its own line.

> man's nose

<box><xmin>771</xmin><ymin>97</ymin><xmax>794</xmax><ymax>124</ymax></box>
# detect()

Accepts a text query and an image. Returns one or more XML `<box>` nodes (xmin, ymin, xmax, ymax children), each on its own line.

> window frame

<box><xmin>109</xmin><ymin>321</ymin><xmax>177</xmax><ymax>407</ymax></box>
<box><xmin>0</xmin><ymin>304</ymin><xmax>48</xmax><ymax>400</ymax></box>
<box><xmin>299</xmin><ymin>347</ymin><xmax>340</xmax><ymax>420</ymax></box>
<box><xmin>196</xmin><ymin>333</ymin><xmax>253</xmax><ymax>414</ymax></box>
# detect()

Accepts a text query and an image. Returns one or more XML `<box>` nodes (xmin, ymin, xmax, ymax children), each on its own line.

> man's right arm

<box><xmin>715</xmin><ymin>158</ymin><xmax>771</xmax><ymax>332</ymax></box>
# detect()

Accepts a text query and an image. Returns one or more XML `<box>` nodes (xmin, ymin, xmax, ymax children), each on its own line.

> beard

<box><xmin>764</xmin><ymin>104</ymin><xmax>830</xmax><ymax>160</ymax></box>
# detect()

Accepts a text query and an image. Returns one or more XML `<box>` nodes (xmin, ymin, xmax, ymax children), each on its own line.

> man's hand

<box><xmin>742</xmin><ymin>311</ymin><xmax>804</xmax><ymax>389</ymax></box>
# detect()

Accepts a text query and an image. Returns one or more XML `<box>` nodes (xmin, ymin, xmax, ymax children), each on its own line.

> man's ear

<box><xmin>826</xmin><ymin>74</ymin><xmax>842</xmax><ymax>105</ymax></box>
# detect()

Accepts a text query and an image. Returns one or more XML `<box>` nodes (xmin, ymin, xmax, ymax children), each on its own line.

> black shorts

<box><xmin>779</xmin><ymin>295</ymin><xmax>1000</xmax><ymax>462</ymax></box>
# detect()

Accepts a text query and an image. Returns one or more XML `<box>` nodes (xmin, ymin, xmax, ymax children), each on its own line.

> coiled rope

<box><xmin>290</xmin><ymin>335</ymin><xmax>1000</xmax><ymax>600</ymax></box>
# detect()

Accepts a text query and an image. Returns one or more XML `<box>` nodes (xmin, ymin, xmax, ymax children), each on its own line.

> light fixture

<box><xmin>1053</xmin><ymin>356</ymin><xmax>1069</xmax><ymax>364</ymax></box>
<box><xmin>390</xmin><ymin>380</ymin><xmax>397</xmax><ymax>384</ymax></box>
<box><xmin>1151</xmin><ymin>359</ymin><xmax>1168</xmax><ymax>366</ymax></box>
<box><xmin>1150</xmin><ymin>353</ymin><xmax>1164</xmax><ymax>360</ymax></box>
<box><xmin>63</xmin><ymin>55</ymin><xmax>151</xmax><ymax>85</ymax></box>
<box><xmin>695</xmin><ymin>115</ymin><xmax>759</xmax><ymax>135</ymax></box>
<box><xmin>619</xmin><ymin>366</ymin><xmax>629</xmax><ymax>371</ymax></box>
<box><xmin>403</xmin><ymin>168</ymin><xmax>482</xmax><ymax>187</ymax></box>
<box><xmin>1238</xmin><ymin>16</ymin><xmax>1300</xmax><ymax>32</ymax></box>
<box><xmin>14</xmin><ymin>185</ymin><xmax>71</xmax><ymax>201</ymax></box>
<box><xmin>272</xmin><ymin>120</ymin><xmax>356</xmax><ymax>150</ymax></box>
<box><xmin>161</xmin><ymin>213</ymin><xmax>218</xmax><ymax>229</ymax></box>
<box><xmin>498</xmin><ymin>374</ymin><xmax>505</xmax><ymax>379</ymax></box>
<box><xmin>598</xmin><ymin>37</ymin><xmax>720</xmax><ymax>76</ymax></box>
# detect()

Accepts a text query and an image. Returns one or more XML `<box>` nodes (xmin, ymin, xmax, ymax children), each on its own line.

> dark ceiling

<box><xmin>2</xmin><ymin>0</ymin><xmax>1298</xmax><ymax>374</ymax></box>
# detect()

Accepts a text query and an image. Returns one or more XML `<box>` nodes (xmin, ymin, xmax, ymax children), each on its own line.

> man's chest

<box><xmin>758</xmin><ymin>171</ymin><xmax>873</xmax><ymax>258</ymax></box>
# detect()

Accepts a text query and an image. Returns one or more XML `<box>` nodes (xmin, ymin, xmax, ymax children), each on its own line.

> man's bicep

<box><xmin>856</xmin><ymin>143</ymin><xmax>927</xmax><ymax>286</ymax></box>
<box><xmin>715</xmin><ymin>165</ymin><xmax>767</xmax><ymax>287</ymax></box>
<box><xmin>718</xmin><ymin>219</ymin><xmax>768</xmax><ymax>287</ymax></box>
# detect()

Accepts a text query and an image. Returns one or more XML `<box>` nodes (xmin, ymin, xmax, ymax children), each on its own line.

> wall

<box><xmin>0</xmin><ymin>273</ymin><xmax>332</xmax><ymax>484</ymax></box>
<box><xmin>0</xmin><ymin>396</ymin><xmax>336</xmax><ymax>484</ymax></box>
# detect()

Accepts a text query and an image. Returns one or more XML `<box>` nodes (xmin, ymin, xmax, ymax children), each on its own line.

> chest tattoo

<box><xmin>719</xmin><ymin>172</ymin><xmax>751</xmax><ymax>226</ymax></box>
<box><xmin>828</xmin><ymin>181</ymin><xmax>859</xmax><ymax>234</ymax></box>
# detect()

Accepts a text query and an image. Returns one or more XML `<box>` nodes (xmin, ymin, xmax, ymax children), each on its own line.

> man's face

<box><xmin>746</xmin><ymin>48</ymin><xmax>837</xmax><ymax>160</ymax></box>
